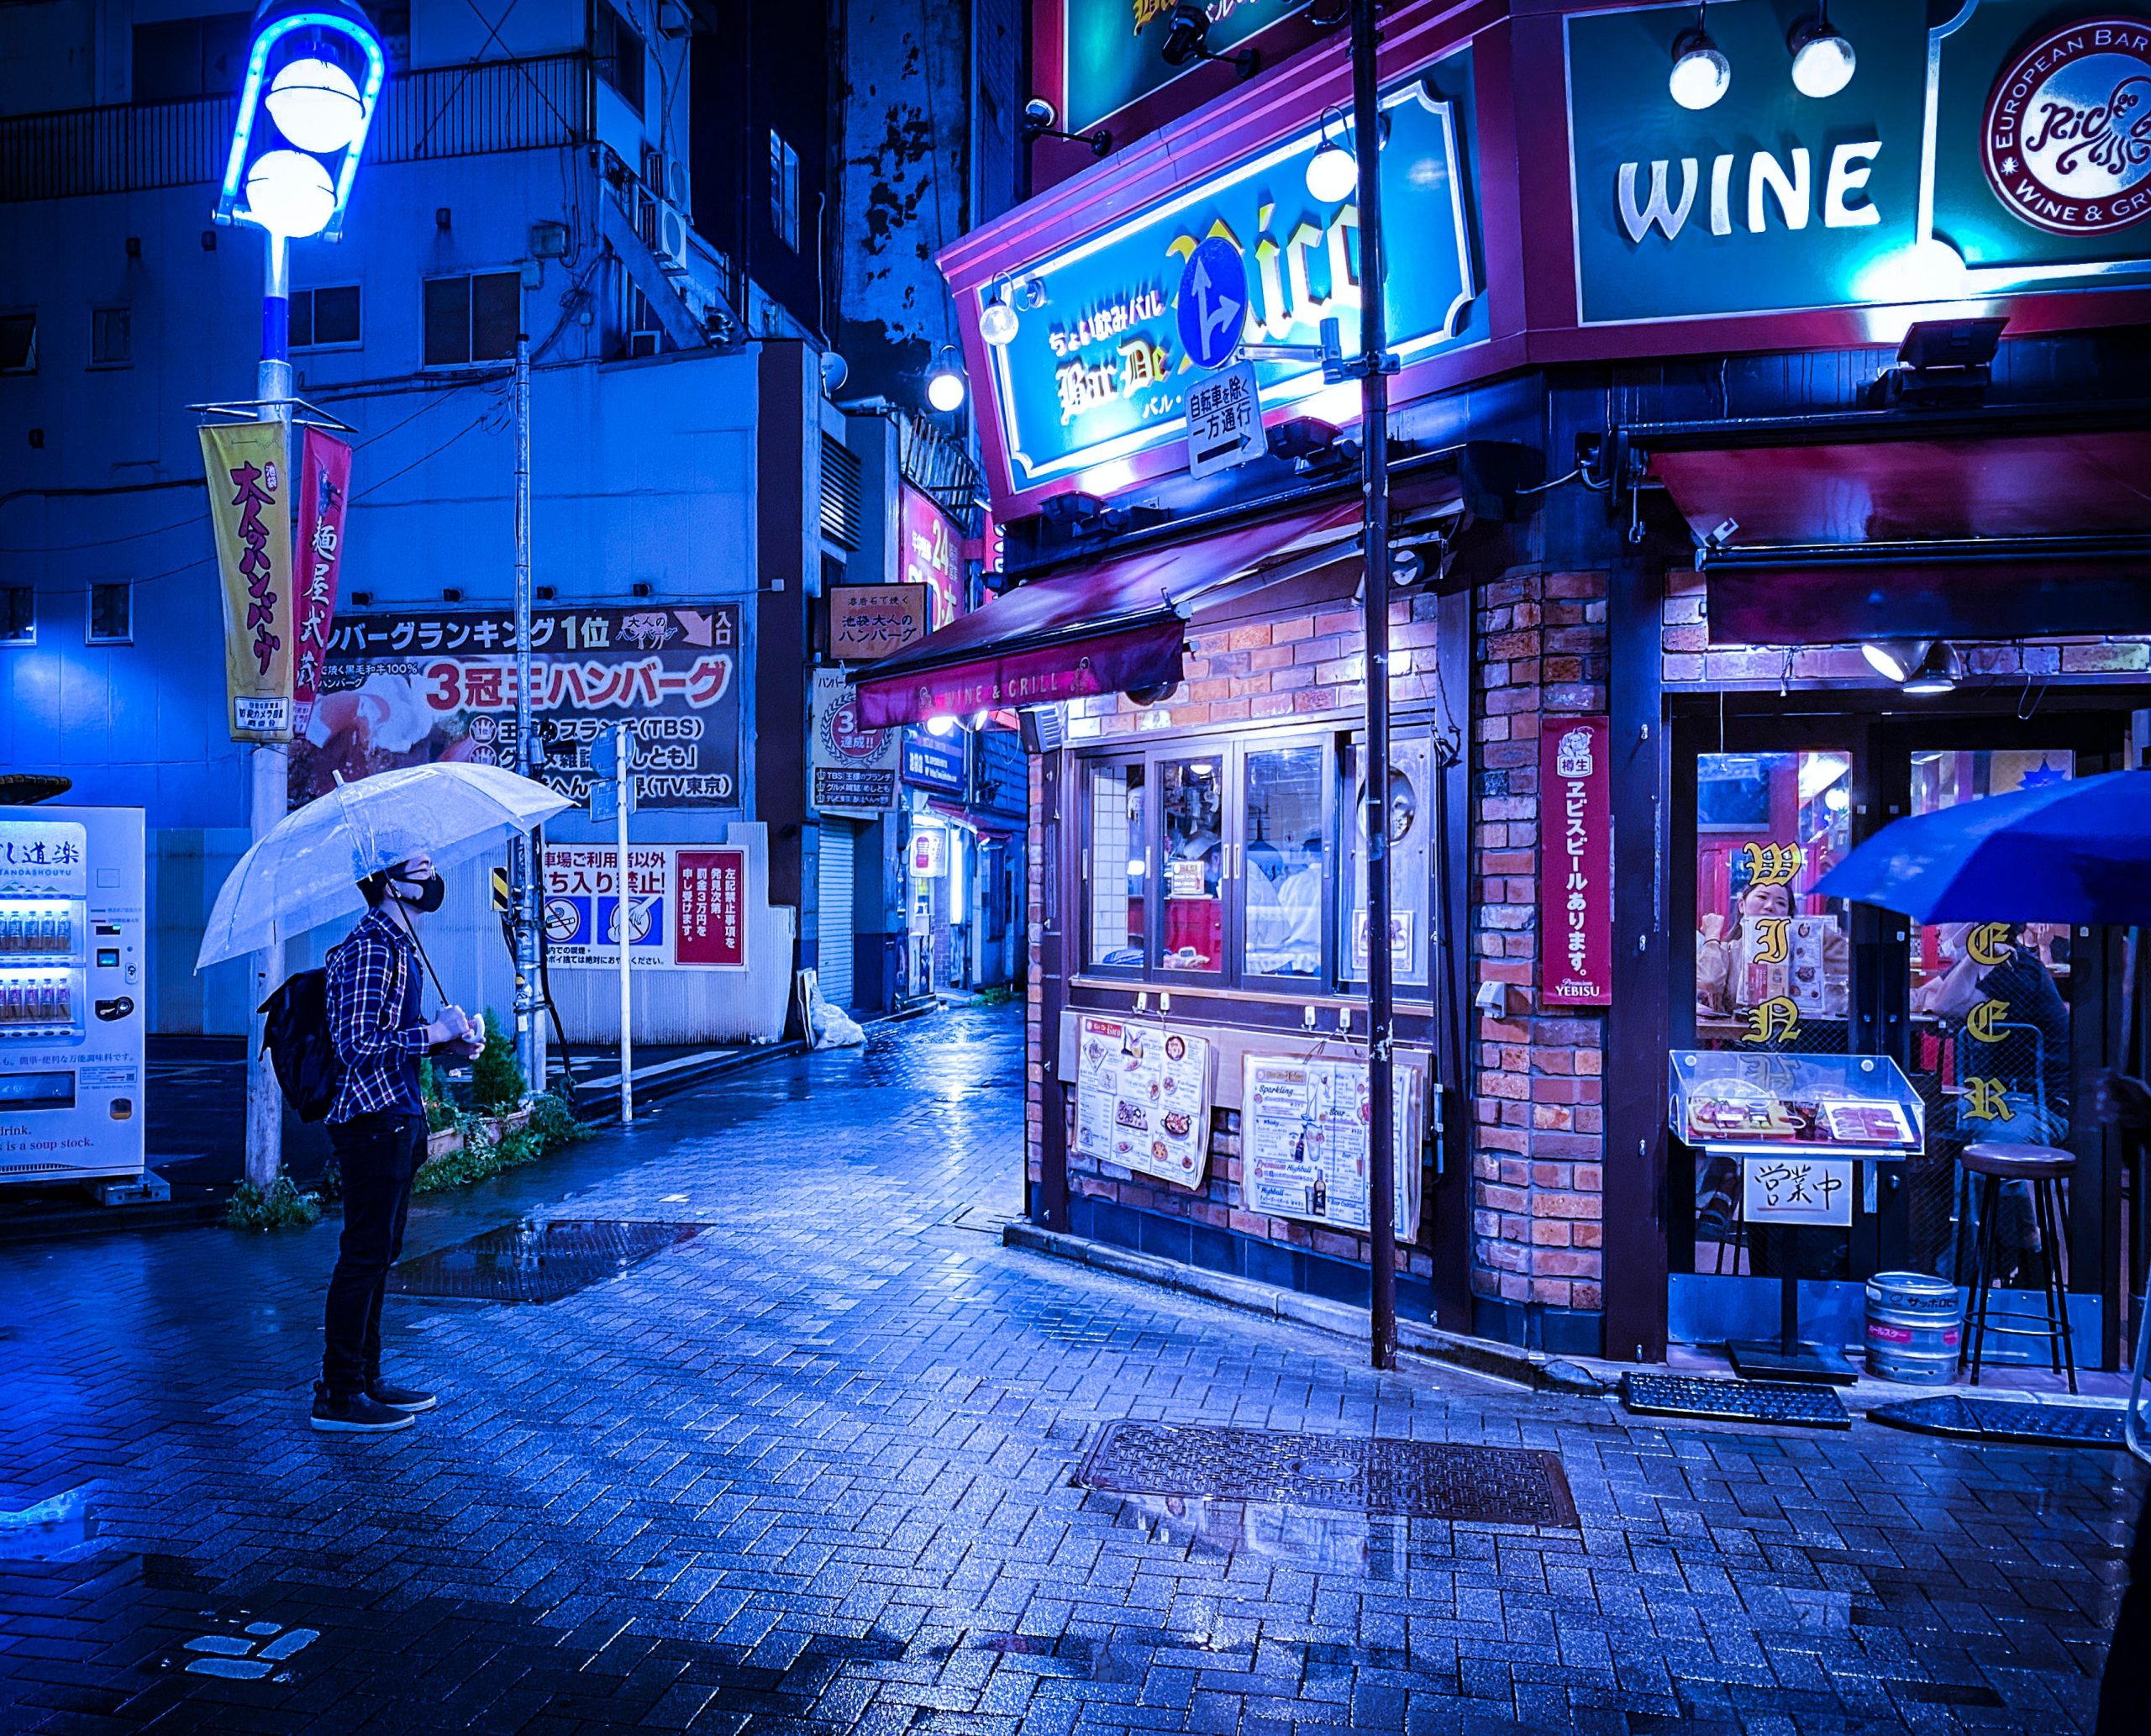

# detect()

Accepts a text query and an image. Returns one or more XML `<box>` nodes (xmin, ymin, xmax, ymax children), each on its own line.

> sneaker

<box><xmin>310</xmin><ymin>1384</ymin><xmax>416</xmax><ymax>1434</ymax></box>
<box><xmin>367</xmin><ymin>1379</ymin><xmax>436</xmax><ymax>1413</ymax></box>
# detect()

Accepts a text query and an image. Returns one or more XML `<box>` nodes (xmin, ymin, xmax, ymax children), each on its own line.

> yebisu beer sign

<box><xmin>981</xmin><ymin>53</ymin><xmax>1481</xmax><ymax>492</ymax></box>
<box><xmin>1565</xmin><ymin>0</ymin><xmax>2151</xmax><ymax>325</ymax></box>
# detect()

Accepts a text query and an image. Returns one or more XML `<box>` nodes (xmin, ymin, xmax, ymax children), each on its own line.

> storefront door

<box><xmin>1670</xmin><ymin>708</ymin><xmax>2124</xmax><ymax>1363</ymax></box>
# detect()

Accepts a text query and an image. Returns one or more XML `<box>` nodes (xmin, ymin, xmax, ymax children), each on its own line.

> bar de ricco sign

<box><xmin>1565</xmin><ymin>0</ymin><xmax>2151</xmax><ymax>328</ymax></box>
<box><xmin>980</xmin><ymin>50</ymin><xmax>1480</xmax><ymax>491</ymax></box>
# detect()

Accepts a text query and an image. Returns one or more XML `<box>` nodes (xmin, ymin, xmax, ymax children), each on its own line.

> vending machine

<box><xmin>0</xmin><ymin>806</ymin><xmax>147</xmax><ymax>1189</ymax></box>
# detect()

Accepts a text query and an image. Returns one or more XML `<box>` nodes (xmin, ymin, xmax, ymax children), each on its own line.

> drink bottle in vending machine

<box><xmin>0</xmin><ymin>807</ymin><xmax>146</xmax><ymax>1187</ymax></box>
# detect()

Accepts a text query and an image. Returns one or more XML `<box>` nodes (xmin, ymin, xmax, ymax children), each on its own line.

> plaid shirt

<box><xmin>324</xmin><ymin>908</ymin><xmax>429</xmax><ymax>1123</ymax></box>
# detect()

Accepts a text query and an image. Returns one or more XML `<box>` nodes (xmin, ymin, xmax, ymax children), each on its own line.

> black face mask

<box><xmin>393</xmin><ymin>872</ymin><xmax>446</xmax><ymax>914</ymax></box>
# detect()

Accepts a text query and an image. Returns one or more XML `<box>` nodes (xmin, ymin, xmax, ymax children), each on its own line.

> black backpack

<box><xmin>259</xmin><ymin>969</ymin><xmax>344</xmax><ymax>1123</ymax></box>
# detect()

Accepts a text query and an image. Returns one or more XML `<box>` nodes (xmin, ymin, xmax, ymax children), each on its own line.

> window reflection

<box><xmin>1088</xmin><ymin>763</ymin><xmax>1145</xmax><ymax>970</ymax></box>
<box><xmin>1160</xmin><ymin>757</ymin><xmax>1223</xmax><ymax>972</ymax></box>
<box><xmin>1244</xmin><ymin>745</ymin><xmax>1324</xmax><ymax>978</ymax></box>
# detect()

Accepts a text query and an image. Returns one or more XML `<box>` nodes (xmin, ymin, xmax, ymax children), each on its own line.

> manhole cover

<box><xmin>1075</xmin><ymin>1422</ymin><xmax>1578</xmax><ymax>1526</ymax></box>
<box><xmin>387</xmin><ymin>1219</ymin><xmax>701</xmax><ymax>1303</ymax></box>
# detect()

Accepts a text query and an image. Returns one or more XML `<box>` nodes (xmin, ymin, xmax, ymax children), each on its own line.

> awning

<box><xmin>1644</xmin><ymin>420</ymin><xmax>2151</xmax><ymax>644</ymax></box>
<box><xmin>851</xmin><ymin>495</ymin><xmax>1367</xmax><ymax>728</ymax></box>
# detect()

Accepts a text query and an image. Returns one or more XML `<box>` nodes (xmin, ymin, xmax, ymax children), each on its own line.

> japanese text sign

<box><xmin>200</xmin><ymin>423</ymin><xmax>294</xmax><ymax>743</ymax></box>
<box><xmin>810</xmin><ymin>666</ymin><xmax>900</xmax><ymax>815</ymax></box>
<box><xmin>828</xmin><ymin>584</ymin><xmax>930</xmax><ymax>663</ymax></box>
<box><xmin>899</xmin><ymin>487</ymin><xmax>965</xmax><ymax>629</ymax></box>
<box><xmin>541</xmin><ymin>843</ymin><xmax>747</xmax><ymax>971</ymax></box>
<box><xmin>977</xmin><ymin>57</ymin><xmax>1479</xmax><ymax>494</ymax></box>
<box><xmin>1541</xmin><ymin>718</ymin><xmax>1612</xmax><ymax>1006</ymax></box>
<box><xmin>902</xmin><ymin>726</ymin><xmax>966</xmax><ymax>794</ymax></box>
<box><xmin>292</xmin><ymin>429</ymin><xmax>352</xmax><ymax>736</ymax></box>
<box><xmin>1742</xmin><ymin>1155</ymin><xmax>1854</xmax><ymax>1227</ymax></box>
<box><xmin>295</xmin><ymin>604</ymin><xmax>743</xmax><ymax>813</ymax></box>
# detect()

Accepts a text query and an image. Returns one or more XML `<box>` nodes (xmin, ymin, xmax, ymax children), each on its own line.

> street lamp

<box><xmin>215</xmin><ymin>0</ymin><xmax>385</xmax><ymax>1190</ymax></box>
<box><xmin>925</xmin><ymin>347</ymin><xmax>968</xmax><ymax>413</ymax></box>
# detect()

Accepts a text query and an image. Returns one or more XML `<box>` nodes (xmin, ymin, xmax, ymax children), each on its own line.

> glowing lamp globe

<box><xmin>1669</xmin><ymin>30</ymin><xmax>1730</xmax><ymax>110</ymax></box>
<box><xmin>265</xmin><ymin>56</ymin><xmax>366</xmax><ymax>153</ymax></box>
<box><xmin>926</xmin><ymin>363</ymin><xmax>967</xmax><ymax>413</ymax></box>
<box><xmin>245</xmin><ymin>149</ymin><xmax>338</xmax><ymax>237</ymax></box>
<box><xmin>1304</xmin><ymin>137</ymin><xmax>1358</xmax><ymax>203</ymax></box>
<box><xmin>978</xmin><ymin>298</ymin><xmax>1019</xmax><ymax>346</ymax></box>
<box><xmin>1789</xmin><ymin>22</ymin><xmax>1854</xmax><ymax>98</ymax></box>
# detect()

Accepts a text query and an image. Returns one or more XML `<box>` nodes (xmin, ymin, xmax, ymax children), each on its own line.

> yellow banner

<box><xmin>199</xmin><ymin>423</ymin><xmax>295</xmax><ymax>743</ymax></box>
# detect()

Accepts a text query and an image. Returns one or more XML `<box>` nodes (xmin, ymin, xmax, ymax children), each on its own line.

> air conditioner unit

<box><xmin>652</xmin><ymin>198</ymin><xmax>693</xmax><ymax>274</ymax></box>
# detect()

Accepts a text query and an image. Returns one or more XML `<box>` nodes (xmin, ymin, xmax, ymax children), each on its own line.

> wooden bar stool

<box><xmin>1957</xmin><ymin>1142</ymin><xmax>2077</xmax><ymax>1393</ymax></box>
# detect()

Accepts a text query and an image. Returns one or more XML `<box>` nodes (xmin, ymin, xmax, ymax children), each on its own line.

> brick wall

<box><xmin>1470</xmin><ymin>571</ymin><xmax>1611</xmax><ymax>1318</ymax></box>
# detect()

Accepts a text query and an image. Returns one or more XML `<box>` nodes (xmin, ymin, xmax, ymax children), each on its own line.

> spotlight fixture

<box><xmin>1159</xmin><ymin>3</ymin><xmax>1260</xmax><ymax>77</ymax></box>
<box><xmin>924</xmin><ymin>713</ymin><xmax>960</xmax><ymax>737</ymax></box>
<box><xmin>924</xmin><ymin>346</ymin><xmax>966</xmax><ymax>413</ymax></box>
<box><xmin>1020</xmin><ymin>96</ymin><xmax>1110</xmax><ymax>158</ymax></box>
<box><xmin>1859</xmin><ymin>639</ymin><xmax>1932</xmax><ymax>684</ymax></box>
<box><xmin>1670</xmin><ymin>5</ymin><xmax>1730</xmax><ymax>110</ymax></box>
<box><xmin>1305</xmin><ymin>108</ymin><xmax>1358</xmax><ymax>203</ymax></box>
<box><xmin>1787</xmin><ymin>7</ymin><xmax>1855</xmax><ymax>98</ymax></box>
<box><xmin>1901</xmin><ymin>643</ymin><xmax>1962</xmax><ymax>696</ymax></box>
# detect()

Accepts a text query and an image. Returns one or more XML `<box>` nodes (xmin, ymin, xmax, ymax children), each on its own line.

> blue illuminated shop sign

<box><xmin>981</xmin><ymin>49</ymin><xmax>1481</xmax><ymax>491</ymax></box>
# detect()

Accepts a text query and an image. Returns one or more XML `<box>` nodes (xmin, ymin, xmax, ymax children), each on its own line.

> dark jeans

<box><xmin>321</xmin><ymin>1111</ymin><xmax>424</xmax><ymax>1398</ymax></box>
<box><xmin>2099</xmin><ymin>1476</ymin><xmax>2151</xmax><ymax>1734</ymax></box>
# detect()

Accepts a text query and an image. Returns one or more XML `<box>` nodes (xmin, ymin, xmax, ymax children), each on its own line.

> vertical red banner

<box><xmin>674</xmin><ymin>846</ymin><xmax>749</xmax><ymax>967</ymax></box>
<box><xmin>899</xmin><ymin>483</ymin><xmax>965</xmax><ymax>629</ymax></box>
<box><xmin>292</xmin><ymin>429</ymin><xmax>353</xmax><ymax>735</ymax></box>
<box><xmin>1540</xmin><ymin>716</ymin><xmax>1613</xmax><ymax>1007</ymax></box>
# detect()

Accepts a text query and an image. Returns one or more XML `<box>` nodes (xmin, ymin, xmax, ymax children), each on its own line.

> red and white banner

<box><xmin>1540</xmin><ymin>716</ymin><xmax>1612</xmax><ymax>1007</ymax></box>
<box><xmin>899</xmin><ymin>484</ymin><xmax>965</xmax><ymax>629</ymax></box>
<box><xmin>292</xmin><ymin>429</ymin><xmax>352</xmax><ymax>735</ymax></box>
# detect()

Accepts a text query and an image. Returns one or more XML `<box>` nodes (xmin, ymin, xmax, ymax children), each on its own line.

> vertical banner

<box><xmin>199</xmin><ymin>423</ymin><xmax>294</xmax><ymax>743</ymax></box>
<box><xmin>292</xmin><ymin>429</ymin><xmax>352</xmax><ymax>736</ymax></box>
<box><xmin>898</xmin><ymin>484</ymin><xmax>965</xmax><ymax>628</ymax></box>
<box><xmin>1540</xmin><ymin>716</ymin><xmax>1613</xmax><ymax>1006</ymax></box>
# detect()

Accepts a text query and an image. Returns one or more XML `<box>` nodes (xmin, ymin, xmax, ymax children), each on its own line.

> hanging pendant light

<box><xmin>1670</xmin><ymin>4</ymin><xmax>1731</xmax><ymax>110</ymax></box>
<box><xmin>1789</xmin><ymin>7</ymin><xmax>1856</xmax><ymax>97</ymax></box>
<box><xmin>1305</xmin><ymin>108</ymin><xmax>1358</xmax><ymax>203</ymax></box>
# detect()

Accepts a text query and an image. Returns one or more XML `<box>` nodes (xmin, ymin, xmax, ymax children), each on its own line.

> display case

<box><xmin>1668</xmin><ymin>1049</ymin><xmax>1924</xmax><ymax>1158</ymax></box>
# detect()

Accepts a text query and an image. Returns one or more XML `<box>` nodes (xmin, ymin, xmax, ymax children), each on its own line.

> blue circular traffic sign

<box><xmin>1175</xmin><ymin>239</ymin><xmax>1249</xmax><ymax>371</ymax></box>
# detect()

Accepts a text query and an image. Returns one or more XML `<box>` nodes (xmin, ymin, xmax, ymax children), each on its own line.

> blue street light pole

<box><xmin>216</xmin><ymin>0</ymin><xmax>385</xmax><ymax>1187</ymax></box>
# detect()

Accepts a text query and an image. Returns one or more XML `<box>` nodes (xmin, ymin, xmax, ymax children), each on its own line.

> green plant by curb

<box><xmin>412</xmin><ymin>1091</ymin><xmax>589</xmax><ymax>1195</ymax></box>
<box><xmin>470</xmin><ymin>1008</ymin><xmax>527</xmax><ymax>1111</ymax></box>
<box><xmin>226</xmin><ymin>1175</ymin><xmax>322</xmax><ymax>1231</ymax></box>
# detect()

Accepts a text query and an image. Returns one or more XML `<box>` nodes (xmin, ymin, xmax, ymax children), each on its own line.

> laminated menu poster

<box><xmin>1073</xmin><ymin>1015</ymin><xmax>1214</xmax><ymax>1188</ymax></box>
<box><xmin>1241</xmin><ymin>1055</ymin><xmax>1423</xmax><ymax>1239</ymax></box>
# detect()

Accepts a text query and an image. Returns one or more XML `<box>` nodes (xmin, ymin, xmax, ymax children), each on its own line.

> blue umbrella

<box><xmin>1814</xmin><ymin>768</ymin><xmax>2151</xmax><ymax>925</ymax></box>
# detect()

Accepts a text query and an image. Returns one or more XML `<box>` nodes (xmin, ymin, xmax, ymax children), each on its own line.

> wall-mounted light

<box><xmin>924</xmin><ymin>346</ymin><xmax>967</xmax><ymax>413</ymax></box>
<box><xmin>1160</xmin><ymin>3</ymin><xmax>1260</xmax><ymax>77</ymax></box>
<box><xmin>979</xmin><ymin>281</ymin><xmax>1019</xmax><ymax>346</ymax></box>
<box><xmin>1305</xmin><ymin>108</ymin><xmax>1358</xmax><ymax>203</ymax></box>
<box><xmin>1788</xmin><ymin>7</ymin><xmax>1855</xmax><ymax>98</ymax></box>
<box><xmin>1020</xmin><ymin>96</ymin><xmax>1110</xmax><ymax>158</ymax></box>
<box><xmin>924</xmin><ymin>713</ymin><xmax>960</xmax><ymax>737</ymax></box>
<box><xmin>1670</xmin><ymin>5</ymin><xmax>1730</xmax><ymax>110</ymax></box>
<box><xmin>1860</xmin><ymin>639</ymin><xmax>1930</xmax><ymax>683</ymax></box>
<box><xmin>1901</xmin><ymin>643</ymin><xmax>1962</xmax><ymax>695</ymax></box>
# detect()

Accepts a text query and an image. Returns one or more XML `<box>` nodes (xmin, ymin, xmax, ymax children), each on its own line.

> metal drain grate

<box><xmin>1074</xmin><ymin>1422</ymin><xmax>1579</xmax><ymax>1526</ymax></box>
<box><xmin>1620</xmin><ymin>1372</ymin><xmax>1849</xmax><ymax>1429</ymax></box>
<box><xmin>388</xmin><ymin>1220</ymin><xmax>702</xmax><ymax>1303</ymax></box>
<box><xmin>1870</xmin><ymin>1393</ymin><xmax>2127</xmax><ymax>1448</ymax></box>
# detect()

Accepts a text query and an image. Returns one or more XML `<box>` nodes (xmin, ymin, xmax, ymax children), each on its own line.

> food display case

<box><xmin>1669</xmin><ymin>1049</ymin><xmax>1923</xmax><ymax>1383</ymax></box>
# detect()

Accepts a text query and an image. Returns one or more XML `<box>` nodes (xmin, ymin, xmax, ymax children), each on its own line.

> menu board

<box><xmin>1074</xmin><ymin>1015</ymin><xmax>1214</xmax><ymax>1188</ymax></box>
<box><xmin>1241</xmin><ymin>1055</ymin><xmax>1423</xmax><ymax>1239</ymax></box>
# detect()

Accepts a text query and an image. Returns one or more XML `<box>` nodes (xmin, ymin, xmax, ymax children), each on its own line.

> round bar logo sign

<box><xmin>1983</xmin><ymin>18</ymin><xmax>2151</xmax><ymax>234</ymax></box>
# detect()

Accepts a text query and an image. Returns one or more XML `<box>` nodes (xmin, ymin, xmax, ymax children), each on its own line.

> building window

<box><xmin>423</xmin><ymin>271</ymin><xmax>519</xmax><ymax>367</ymax></box>
<box><xmin>131</xmin><ymin>12</ymin><xmax>251</xmax><ymax>103</ymax></box>
<box><xmin>1244</xmin><ymin>744</ymin><xmax>1327</xmax><ymax>980</ymax></box>
<box><xmin>593</xmin><ymin>1</ymin><xmax>645</xmax><ymax>116</ymax></box>
<box><xmin>292</xmin><ymin>286</ymin><xmax>361</xmax><ymax>350</ymax></box>
<box><xmin>1158</xmin><ymin>756</ymin><xmax>1225</xmax><ymax>976</ymax></box>
<box><xmin>0</xmin><ymin>313</ymin><xmax>34</xmax><ymax>374</ymax></box>
<box><xmin>0</xmin><ymin>587</ymin><xmax>33</xmax><ymax>645</ymax></box>
<box><xmin>768</xmin><ymin>129</ymin><xmax>801</xmax><ymax>252</ymax></box>
<box><xmin>87</xmin><ymin>583</ymin><xmax>132</xmax><ymax>645</ymax></box>
<box><xmin>90</xmin><ymin>306</ymin><xmax>132</xmax><ymax>368</ymax></box>
<box><xmin>1086</xmin><ymin>762</ymin><xmax>1145</xmax><ymax>971</ymax></box>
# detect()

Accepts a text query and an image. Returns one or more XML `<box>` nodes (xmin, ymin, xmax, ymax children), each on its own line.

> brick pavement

<box><xmin>0</xmin><ymin>1005</ymin><xmax>2139</xmax><ymax>1734</ymax></box>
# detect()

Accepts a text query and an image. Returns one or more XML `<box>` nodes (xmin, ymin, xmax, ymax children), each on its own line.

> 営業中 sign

<box><xmin>1742</xmin><ymin>1155</ymin><xmax>1854</xmax><ymax>1227</ymax></box>
<box><xmin>1540</xmin><ymin>717</ymin><xmax>1612</xmax><ymax>1007</ymax></box>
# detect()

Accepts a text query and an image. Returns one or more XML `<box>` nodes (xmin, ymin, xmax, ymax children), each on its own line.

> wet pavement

<box><xmin>0</xmin><ymin>1004</ymin><xmax>2141</xmax><ymax>1733</ymax></box>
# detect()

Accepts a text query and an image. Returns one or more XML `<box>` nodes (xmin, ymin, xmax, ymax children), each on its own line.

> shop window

<box><xmin>593</xmin><ymin>1</ymin><xmax>645</xmax><ymax>116</ymax></box>
<box><xmin>1158</xmin><ymin>756</ymin><xmax>1224</xmax><ymax>974</ymax></box>
<box><xmin>1244</xmin><ymin>744</ymin><xmax>1325</xmax><ymax>979</ymax></box>
<box><xmin>292</xmin><ymin>286</ymin><xmax>361</xmax><ymax>350</ymax></box>
<box><xmin>423</xmin><ymin>271</ymin><xmax>519</xmax><ymax>368</ymax></box>
<box><xmin>1086</xmin><ymin>762</ymin><xmax>1145</xmax><ymax>971</ymax></box>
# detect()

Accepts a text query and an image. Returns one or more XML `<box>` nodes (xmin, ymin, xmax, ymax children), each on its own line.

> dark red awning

<box><xmin>851</xmin><ymin>497</ymin><xmax>1365</xmax><ymax>728</ymax></box>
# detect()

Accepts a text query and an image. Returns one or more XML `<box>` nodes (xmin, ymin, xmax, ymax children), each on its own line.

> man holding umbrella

<box><xmin>311</xmin><ymin>855</ymin><xmax>482</xmax><ymax>1434</ymax></box>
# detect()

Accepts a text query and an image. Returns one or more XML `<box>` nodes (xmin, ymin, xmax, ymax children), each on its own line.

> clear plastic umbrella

<box><xmin>195</xmin><ymin>762</ymin><xmax>571</xmax><ymax>970</ymax></box>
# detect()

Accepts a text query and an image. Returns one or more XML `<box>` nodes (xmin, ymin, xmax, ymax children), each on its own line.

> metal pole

<box><xmin>244</xmin><ymin>229</ymin><xmax>293</xmax><ymax>1192</ymax></box>
<box><xmin>1352</xmin><ymin>0</ymin><xmax>1397</xmax><ymax>1371</ymax></box>
<box><xmin>511</xmin><ymin>334</ymin><xmax>545</xmax><ymax>1102</ymax></box>
<box><xmin>615</xmin><ymin>720</ymin><xmax>634</xmax><ymax>1125</ymax></box>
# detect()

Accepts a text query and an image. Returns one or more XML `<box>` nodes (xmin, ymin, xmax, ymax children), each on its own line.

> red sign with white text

<box><xmin>1540</xmin><ymin>716</ymin><xmax>1612</xmax><ymax>1007</ymax></box>
<box><xmin>899</xmin><ymin>484</ymin><xmax>965</xmax><ymax>629</ymax></box>
<box><xmin>675</xmin><ymin>846</ymin><xmax>748</xmax><ymax>967</ymax></box>
<box><xmin>292</xmin><ymin>429</ymin><xmax>352</xmax><ymax>734</ymax></box>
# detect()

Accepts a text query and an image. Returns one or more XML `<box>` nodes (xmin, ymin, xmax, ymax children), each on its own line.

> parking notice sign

<box><xmin>1185</xmin><ymin>361</ymin><xmax>1264</xmax><ymax>479</ymax></box>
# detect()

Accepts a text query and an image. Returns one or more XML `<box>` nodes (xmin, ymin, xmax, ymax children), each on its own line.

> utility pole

<box><xmin>1353</xmin><ymin>0</ymin><xmax>1399</xmax><ymax>1371</ymax></box>
<box><xmin>511</xmin><ymin>334</ymin><xmax>546</xmax><ymax>1102</ymax></box>
<box><xmin>244</xmin><ymin>229</ymin><xmax>293</xmax><ymax>1192</ymax></box>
